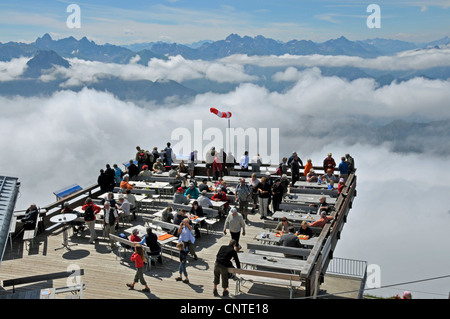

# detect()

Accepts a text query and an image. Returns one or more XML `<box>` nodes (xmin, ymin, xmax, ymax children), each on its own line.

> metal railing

<box><xmin>326</xmin><ymin>257</ymin><xmax>367</xmax><ymax>279</ymax></box>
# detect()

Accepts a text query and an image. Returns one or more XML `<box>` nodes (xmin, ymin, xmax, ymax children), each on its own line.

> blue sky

<box><xmin>0</xmin><ymin>0</ymin><xmax>449</xmax><ymax>44</ymax></box>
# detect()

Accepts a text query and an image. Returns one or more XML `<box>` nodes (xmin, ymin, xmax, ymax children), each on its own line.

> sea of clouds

<box><xmin>1</xmin><ymin>48</ymin><xmax>449</xmax><ymax>298</ymax></box>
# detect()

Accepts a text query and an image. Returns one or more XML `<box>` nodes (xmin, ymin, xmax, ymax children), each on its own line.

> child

<box><xmin>338</xmin><ymin>178</ymin><xmax>345</xmax><ymax>194</ymax></box>
<box><xmin>175</xmin><ymin>242</ymin><xmax>189</xmax><ymax>284</ymax></box>
<box><xmin>126</xmin><ymin>244</ymin><xmax>150</xmax><ymax>292</ymax></box>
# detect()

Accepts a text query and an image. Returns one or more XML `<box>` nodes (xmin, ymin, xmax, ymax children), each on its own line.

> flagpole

<box><xmin>227</xmin><ymin>118</ymin><xmax>231</xmax><ymax>153</ymax></box>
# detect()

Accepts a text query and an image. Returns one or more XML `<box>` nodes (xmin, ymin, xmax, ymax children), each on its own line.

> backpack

<box><xmin>84</xmin><ymin>205</ymin><xmax>95</xmax><ymax>222</ymax></box>
<box><xmin>138</xmin><ymin>152</ymin><xmax>146</xmax><ymax>164</ymax></box>
<box><xmin>275</xmin><ymin>164</ymin><xmax>282</xmax><ymax>175</ymax></box>
<box><xmin>119</xmin><ymin>233</ymin><xmax>131</xmax><ymax>249</ymax></box>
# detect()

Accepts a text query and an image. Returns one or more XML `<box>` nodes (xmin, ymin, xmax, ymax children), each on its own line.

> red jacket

<box><xmin>82</xmin><ymin>203</ymin><xmax>101</xmax><ymax>221</ymax></box>
<box><xmin>211</xmin><ymin>192</ymin><xmax>229</xmax><ymax>208</ymax></box>
<box><xmin>131</xmin><ymin>253</ymin><xmax>145</xmax><ymax>268</ymax></box>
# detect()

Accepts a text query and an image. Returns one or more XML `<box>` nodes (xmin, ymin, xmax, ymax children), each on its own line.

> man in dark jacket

<box><xmin>21</xmin><ymin>204</ymin><xmax>39</xmax><ymax>230</ymax></box>
<box><xmin>213</xmin><ymin>239</ymin><xmax>240</xmax><ymax>297</ymax></box>
<box><xmin>139</xmin><ymin>227</ymin><xmax>162</xmax><ymax>264</ymax></box>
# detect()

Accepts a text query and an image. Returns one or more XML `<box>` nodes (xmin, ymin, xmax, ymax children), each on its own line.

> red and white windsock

<box><xmin>210</xmin><ymin>107</ymin><xmax>232</xmax><ymax>119</ymax></box>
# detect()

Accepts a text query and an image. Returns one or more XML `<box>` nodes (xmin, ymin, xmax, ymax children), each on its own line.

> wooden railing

<box><xmin>301</xmin><ymin>169</ymin><xmax>357</xmax><ymax>297</ymax></box>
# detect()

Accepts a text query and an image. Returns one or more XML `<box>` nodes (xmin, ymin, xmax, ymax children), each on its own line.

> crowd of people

<box><xmin>45</xmin><ymin>143</ymin><xmax>355</xmax><ymax>296</ymax></box>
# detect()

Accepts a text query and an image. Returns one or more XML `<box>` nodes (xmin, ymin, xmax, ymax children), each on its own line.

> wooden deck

<box><xmin>0</xmin><ymin>209</ymin><xmax>308</xmax><ymax>299</ymax></box>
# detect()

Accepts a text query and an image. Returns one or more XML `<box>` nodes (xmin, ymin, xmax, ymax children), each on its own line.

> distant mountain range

<box><xmin>0</xmin><ymin>33</ymin><xmax>449</xmax><ymax>103</ymax></box>
<box><xmin>1</xmin><ymin>33</ymin><xmax>449</xmax><ymax>63</ymax></box>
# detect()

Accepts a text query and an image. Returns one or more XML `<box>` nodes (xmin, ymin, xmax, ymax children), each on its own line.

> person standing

<box><xmin>323</xmin><ymin>153</ymin><xmax>336</xmax><ymax>174</ymax></box>
<box><xmin>102</xmin><ymin>201</ymin><xmax>118</xmax><ymax>249</ymax></box>
<box><xmin>271</xmin><ymin>179</ymin><xmax>284</xmax><ymax>213</ymax></box>
<box><xmin>126</xmin><ymin>244</ymin><xmax>150</xmax><ymax>292</ymax></box>
<box><xmin>82</xmin><ymin>197</ymin><xmax>101</xmax><ymax>244</ymax></box>
<box><xmin>223</xmin><ymin>208</ymin><xmax>246</xmax><ymax>250</ymax></box>
<box><xmin>213</xmin><ymin>239</ymin><xmax>241</xmax><ymax>297</ymax></box>
<box><xmin>234</xmin><ymin>178</ymin><xmax>252</xmax><ymax>224</ymax></box>
<box><xmin>239</xmin><ymin>151</ymin><xmax>249</xmax><ymax>171</ymax></box>
<box><xmin>164</xmin><ymin>142</ymin><xmax>173</xmax><ymax>168</ymax></box>
<box><xmin>290</xmin><ymin>153</ymin><xmax>301</xmax><ymax>187</ymax></box>
<box><xmin>257</xmin><ymin>177</ymin><xmax>271</xmax><ymax>220</ymax></box>
<box><xmin>175</xmin><ymin>242</ymin><xmax>190</xmax><ymax>284</ymax></box>
<box><xmin>205</xmin><ymin>147</ymin><xmax>216</xmax><ymax>181</ymax></box>
<box><xmin>177</xmin><ymin>218</ymin><xmax>198</xmax><ymax>260</ymax></box>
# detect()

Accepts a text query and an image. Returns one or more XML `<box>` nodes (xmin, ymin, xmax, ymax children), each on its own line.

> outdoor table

<box><xmin>50</xmin><ymin>213</ymin><xmax>78</xmax><ymax>251</ymax></box>
<box><xmin>253</xmin><ymin>231</ymin><xmax>318</xmax><ymax>248</ymax></box>
<box><xmin>239</xmin><ymin>253</ymin><xmax>306</xmax><ymax>274</ymax></box>
<box><xmin>272</xmin><ymin>211</ymin><xmax>318</xmax><ymax>223</ymax></box>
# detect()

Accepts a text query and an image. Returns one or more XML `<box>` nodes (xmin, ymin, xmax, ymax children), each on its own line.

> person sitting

<box><xmin>309</xmin><ymin>196</ymin><xmax>332</xmax><ymax>214</ymax></box>
<box><xmin>306</xmin><ymin>169</ymin><xmax>318</xmax><ymax>182</ymax></box>
<box><xmin>296</xmin><ymin>221</ymin><xmax>313</xmax><ymax>239</ymax></box>
<box><xmin>308</xmin><ymin>211</ymin><xmax>333</xmax><ymax>228</ymax></box>
<box><xmin>275</xmin><ymin>217</ymin><xmax>292</xmax><ymax>233</ymax></box>
<box><xmin>184</xmin><ymin>182</ymin><xmax>199</xmax><ymax>200</ymax></box>
<box><xmin>190</xmin><ymin>201</ymin><xmax>204</xmax><ymax>217</ymax></box>
<box><xmin>198</xmin><ymin>179</ymin><xmax>210</xmax><ymax>193</ymax></box>
<box><xmin>62</xmin><ymin>202</ymin><xmax>84</xmax><ymax>234</ymax></box>
<box><xmin>322</xmin><ymin>169</ymin><xmax>339</xmax><ymax>184</ymax></box>
<box><xmin>138</xmin><ymin>165</ymin><xmax>152</xmax><ymax>180</ymax></box>
<box><xmin>328</xmin><ymin>180</ymin><xmax>336</xmax><ymax>191</ymax></box>
<box><xmin>130</xmin><ymin>229</ymin><xmax>141</xmax><ymax>242</ymax></box>
<box><xmin>278</xmin><ymin>226</ymin><xmax>302</xmax><ymax>255</ymax></box>
<box><xmin>211</xmin><ymin>188</ymin><xmax>229</xmax><ymax>217</ymax></box>
<box><xmin>173</xmin><ymin>209</ymin><xmax>187</xmax><ymax>225</ymax></box>
<box><xmin>152</xmin><ymin>158</ymin><xmax>164</xmax><ymax>174</ymax></box>
<box><xmin>125</xmin><ymin>189</ymin><xmax>137</xmax><ymax>220</ymax></box>
<box><xmin>120</xmin><ymin>174</ymin><xmax>135</xmax><ymax>190</ymax></box>
<box><xmin>197</xmin><ymin>190</ymin><xmax>213</xmax><ymax>208</ymax></box>
<box><xmin>173</xmin><ymin>187</ymin><xmax>190</xmax><ymax>205</ymax></box>
<box><xmin>21</xmin><ymin>204</ymin><xmax>39</xmax><ymax>230</ymax></box>
<box><xmin>139</xmin><ymin>227</ymin><xmax>162</xmax><ymax>264</ymax></box>
<box><xmin>161</xmin><ymin>206</ymin><xmax>174</xmax><ymax>223</ymax></box>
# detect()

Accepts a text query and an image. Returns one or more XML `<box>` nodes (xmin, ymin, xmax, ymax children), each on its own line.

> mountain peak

<box><xmin>23</xmin><ymin>50</ymin><xmax>70</xmax><ymax>78</ymax></box>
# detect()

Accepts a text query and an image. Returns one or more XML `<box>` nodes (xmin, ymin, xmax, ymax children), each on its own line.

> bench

<box><xmin>263</xmin><ymin>219</ymin><xmax>322</xmax><ymax>234</ymax></box>
<box><xmin>1</xmin><ymin>269</ymin><xmax>85</xmax><ymax>299</ymax></box>
<box><xmin>53</xmin><ymin>184</ymin><xmax>83</xmax><ymax>201</ymax></box>
<box><xmin>278</xmin><ymin>203</ymin><xmax>312</xmax><ymax>212</ymax></box>
<box><xmin>227</xmin><ymin>268</ymin><xmax>303</xmax><ymax>299</ymax></box>
<box><xmin>21</xmin><ymin>215</ymin><xmax>43</xmax><ymax>251</ymax></box>
<box><xmin>290</xmin><ymin>187</ymin><xmax>338</xmax><ymax>197</ymax></box>
<box><xmin>113</xmin><ymin>187</ymin><xmax>156</xmax><ymax>197</ymax></box>
<box><xmin>109</xmin><ymin>234</ymin><xmax>162</xmax><ymax>270</ymax></box>
<box><xmin>247</xmin><ymin>243</ymin><xmax>310</xmax><ymax>258</ymax></box>
<box><xmin>169</xmin><ymin>203</ymin><xmax>219</xmax><ymax>232</ymax></box>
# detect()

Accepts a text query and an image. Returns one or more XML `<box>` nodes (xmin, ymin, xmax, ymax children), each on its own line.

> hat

<box><xmin>189</xmin><ymin>182</ymin><xmax>195</xmax><ymax>187</ymax></box>
<box><xmin>177</xmin><ymin>187</ymin><xmax>183</xmax><ymax>192</ymax></box>
<box><xmin>230</xmin><ymin>208</ymin><xmax>237</xmax><ymax>214</ymax></box>
<box><xmin>339</xmin><ymin>178</ymin><xmax>345</xmax><ymax>183</ymax></box>
<box><xmin>142</xmin><ymin>165</ymin><xmax>148</xmax><ymax>170</ymax></box>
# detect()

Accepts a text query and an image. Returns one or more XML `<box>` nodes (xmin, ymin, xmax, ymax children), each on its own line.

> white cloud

<box><xmin>0</xmin><ymin>87</ymin><xmax>449</xmax><ymax>299</ymax></box>
<box><xmin>0</xmin><ymin>57</ymin><xmax>29</xmax><ymax>81</ymax></box>
<box><xmin>220</xmin><ymin>45</ymin><xmax>450</xmax><ymax>71</ymax></box>
<box><xmin>40</xmin><ymin>55</ymin><xmax>257</xmax><ymax>86</ymax></box>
